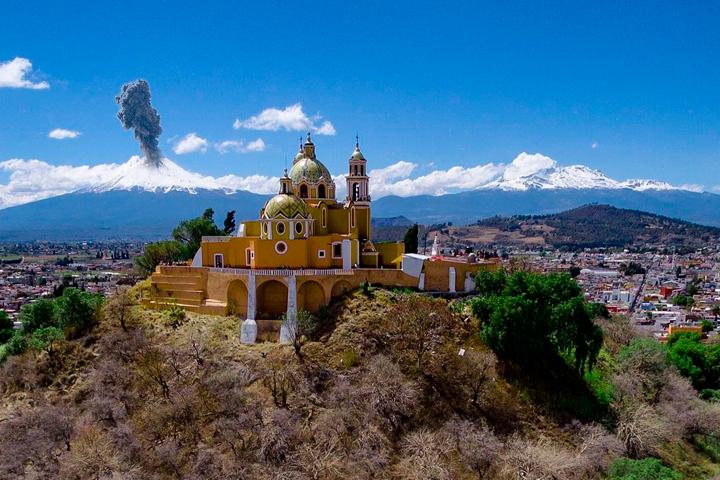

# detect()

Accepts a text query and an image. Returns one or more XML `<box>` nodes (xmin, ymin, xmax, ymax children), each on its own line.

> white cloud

<box><xmin>173</xmin><ymin>133</ymin><xmax>208</xmax><ymax>154</ymax></box>
<box><xmin>215</xmin><ymin>138</ymin><xmax>266</xmax><ymax>154</ymax></box>
<box><xmin>501</xmin><ymin>152</ymin><xmax>555</xmax><ymax>180</ymax></box>
<box><xmin>591</xmin><ymin>141</ymin><xmax>599</xmax><ymax>149</ymax></box>
<box><xmin>0</xmin><ymin>57</ymin><xmax>49</xmax><ymax>90</ymax></box>
<box><xmin>315</xmin><ymin>120</ymin><xmax>336</xmax><ymax>136</ymax></box>
<box><xmin>234</xmin><ymin>103</ymin><xmax>336</xmax><ymax>135</ymax></box>
<box><xmin>48</xmin><ymin>128</ymin><xmax>81</xmax><ymax>140</ymax></box>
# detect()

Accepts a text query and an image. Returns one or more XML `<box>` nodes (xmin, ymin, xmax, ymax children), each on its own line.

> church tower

<box><xmin>345</xmin><ymin>136</ymin><xmax>370</xmax><ymax>207</ymax></box>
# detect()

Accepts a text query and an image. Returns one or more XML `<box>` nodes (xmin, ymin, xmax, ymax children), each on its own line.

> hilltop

<box><xmin>431</xmin><ymin>204</ymin><xmax>720</xmax><ymax>250</ymax></box>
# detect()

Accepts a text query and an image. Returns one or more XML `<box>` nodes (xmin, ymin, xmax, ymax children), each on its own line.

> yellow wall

<box><xmin>376</xmin><ymin>242</ymin><xmax>405</xmax><ymax>268</ymax></box>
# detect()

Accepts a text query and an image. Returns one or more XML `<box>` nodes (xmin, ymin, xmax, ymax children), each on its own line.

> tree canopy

<box><xmin>471</xmin><ymin>270</ymin><xmax>604</xmax><ymax>373</ymax></box>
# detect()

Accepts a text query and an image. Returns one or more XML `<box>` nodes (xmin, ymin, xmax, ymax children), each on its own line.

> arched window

<box><xmin>352</xmin><ymin>183</ymin><xmax>360</xmax><ymax>201</ymax></box>
<box><xmin>300</xmin><ymin>184</ymin><xmax>308</xmax><ymax>198</ymax></box>
<box><xmin>322</xmin><ymin>208</ymin><xmax>327</xmax><ymax>228</ymax></box>
<box><xmin>276</xmin><ymin>222</ymin><xmax>285</xmax><ymax>235</ymax></box>
<box><xmin>295</xmin><ymin>222</ymin><xmax>303</xmax><ymax>234</ymax></box>
<box><xmin>351</xmin><ymin>207</ymin><xmax>356</xmax><ymax>228</ymax></box>
<box><xmin>318</xmin><ymin>184</ymin><xmax>326</xmax><ymax>198</ymax></box>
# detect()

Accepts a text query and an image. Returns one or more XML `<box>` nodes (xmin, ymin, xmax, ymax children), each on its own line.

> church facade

<box><xmin>147</xmin><ymin>134</ymin><xmax>497</xmax><ymax>343</ymax></box>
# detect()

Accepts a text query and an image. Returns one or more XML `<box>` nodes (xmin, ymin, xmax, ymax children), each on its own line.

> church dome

<box><xmin>294</xmin><ymin>151</ymin><xmax>305</xmax><ymax>163</ymax></box>
<box><xmin>289</xmin><ymin>157</ymin><xmax>333</xmax><ymax>184</ymax></box>
<box><xmin>262</xmin><ymin>193</ymin><xmax>310</xmax><ymax>219</ymax></box>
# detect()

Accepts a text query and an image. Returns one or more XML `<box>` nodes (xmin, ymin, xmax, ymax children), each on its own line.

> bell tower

<box><xmin>345</xmin><ymin>136</ymin><xmax>370</xmax><ymax>207</ymax></box>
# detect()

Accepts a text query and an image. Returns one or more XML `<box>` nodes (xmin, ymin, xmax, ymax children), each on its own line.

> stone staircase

<box><xmin>145</xmin><ymin>266</ymin><xmax>210</xmax><ymax>313</ymax></box>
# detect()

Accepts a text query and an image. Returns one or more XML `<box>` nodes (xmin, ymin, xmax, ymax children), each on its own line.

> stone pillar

<box><xmin>418</xmin><ymin>272</ymin><xmax>425</xmax><ymax>291</ymax></box>
<box><xmin>240</xmin><ymin>273</ymin><xmax>257</xmax><ymax>344</ymax></box>
<box><xmin>342</xmin><ymin>239</ymin><xmax>352</xmax><ymax>270</ymax></box>
<box><xmin>280</xmin><ymin>275</ymin><xmax>297</xmax><ymax>344</ymax></box>
<box><xmin>449</xmin><ymin>267</ymin><xmax>456</xmax><ymax>293</ymax></box>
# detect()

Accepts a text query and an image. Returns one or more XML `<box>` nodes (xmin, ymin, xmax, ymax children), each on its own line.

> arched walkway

<box><xmin>257</xmin><ymin>279</ymin><xmax>288</xmax><ymax>319</ymax></box>
<box><xmin>227</xmin><ymin>279</ymin><xmax>248</xmax><ymax>318</ymax></box>
<box><xmin>331</xmin><ymin>280</ymin><xmax>353</xmax><ymax>298</ymax></box>
<box><xmin>299</xmin><ymin>280</ymin><xmax>325</xmax><ymax>313</ymax></box>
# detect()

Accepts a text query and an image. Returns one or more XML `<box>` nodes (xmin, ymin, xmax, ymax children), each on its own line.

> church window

<box><xmin>318</xmin><ymin>250</ymin><xmax>326</xmax><ymax>258</ymax></box>
<box><xmin>352</xmin><ymin>183</ymin><xmax>360</xmax><ymax>201</ymax></box>
<box><xmin>351</xmin><ymin>207</ymin><xmax>356</xmax><ymax>228</ymax></box>
<box><xmin>322</xmin><ymin>208</ymin><xmax>327</xmax><ymax>227</ymax></box>
<box><xmin>276</xmin><ymin>222</ymin><xmax>285</xmax><ymax>235</ymax></box>
<box><xmin>300</xmin><ymin>184</ymin><xmax>308</xmax><ymax>198</ymax></box>
<box><xmin>318</xmin><ymin>184</ymin><xmax>326</xmax><ymax>198</ymax></box>
<box><xmin>332</xmin><ymin>242</ymin><xmax>342</xmax><ymax>258</ymax></box>
<box><xmin>295</xmin><ymin>222</ymin><xmax>303</xmax><ymax>234</ymax></box>
<box><xmin>275</xmin><ymin>241</ymin><xmax>287</xmax><ymax>255</ymax></box>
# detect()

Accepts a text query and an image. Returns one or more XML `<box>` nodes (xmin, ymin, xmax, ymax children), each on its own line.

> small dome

<box><xmin>289</xmin><ymin>157</ymin><xmax>333</xmax><ymax>184</ymax></box>
<box><xmin>351</xmin><ymin>147</ymin><xmax>365</xmax><ymax>161</ymax></box>
<box><xmin>294</xmin><ymin>151</ymin><xmax>305</xmax><ymax>162</ymax></box>
<box><xmin>262</xmin><ymin>194</ymin><xmax>310</xmax><ymax>219</ymax></box>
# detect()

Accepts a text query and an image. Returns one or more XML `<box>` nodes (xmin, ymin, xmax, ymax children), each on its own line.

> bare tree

<box><xmin>394</xmin><ymin>429</ymin><xmax>451</xmax><ymax>480</ymax></box>
<box><xmin>104</xmin><ymin>285</ymin><xmax>136</xmax><ymax>332</ymax></box>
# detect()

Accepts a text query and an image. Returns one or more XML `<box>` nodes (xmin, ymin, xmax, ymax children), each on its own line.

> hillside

<box><xmin>433</xmin><ymin>204</ymin><xmax>720</xmax><ymax>250</ymax></box>
<box><xmin>0</xmin><ymin>282</ymin><xmax>718</xmax><ymax>479</ymax></box>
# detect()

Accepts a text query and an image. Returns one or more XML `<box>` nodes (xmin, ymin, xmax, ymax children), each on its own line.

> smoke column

<box><xmin>115</xmin><ymin>79</ymin><xmax>163</xmax><ymax>167</ymax></box>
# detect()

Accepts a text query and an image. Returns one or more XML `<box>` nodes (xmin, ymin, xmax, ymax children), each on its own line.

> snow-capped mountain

<box><xmin>86</xmin><ymin>156</ymin><xmax>237</xmax><ymax>194</ymax></box>
<box><xmin>479</xmin><ymin>155</ymin><xmax>697</xmax><ymax>192</ymax></box>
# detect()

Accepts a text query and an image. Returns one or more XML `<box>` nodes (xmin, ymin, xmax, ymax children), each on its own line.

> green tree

<box><xmin>701</xmin><ymin>319</ymin><xmax>714</xmax><ymax>333</ymax></box>
<box><xmin>666</xmin><ymin>332</ymin><xmax>719</xmax><ymax>390</ymax></box>
<box><xmin>607</xmin><ymin>457</ymin><xmax>681</xmax><ymax>480</ymax></box>
<box><xmin>223</xmin><ymin>210</ymin><xmax>236</xmax><ymax>235</ymax></box>
<box><xmin>56</xmin><ymin>287</ymin><xmax>103</xmax><ymax>338</ymax></box>
<box><xmin>403</xmin><ymin>224</ymin><xmax>419</xmax><ymax>254</ymax></box>
<box><xmin>134</xmin><ymin>240</ymin><xmax>183</xmax><ymax>277</ymax></box>
<box><xmin>671</xmin><ymin>294</ymin><xmax>694</xmax><ymax>308</ymax></box>
<box><xmin>172</xmin><ymin>210</ymin><xmax>223</xmax><ymax>259</ymax></box>
<box><xmin>0</xmin><ymin>310</ymin><xmax>14</xmax><ymax>343</ymax></box>
<box><xmin>470</xmin><ymin>270</ymin><xmax>603</xmax><ymax>373</ymax></box>
<box><xmin>19</xmin><ymin>299</ymin><xmax>57</xmax><ymax>333</ymax></box>
<box><xmin>29</xmin><ymin>326</ymin><xmax>64</xmax><ymax>357</ymax></box>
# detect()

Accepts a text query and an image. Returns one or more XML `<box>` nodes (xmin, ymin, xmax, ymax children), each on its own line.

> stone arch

<box><xmin>299</xmin><ymin>280</ymin><xmax>325</xmax><ymax>313</ymax></box>
<box><xmin>227</xmin><ymin>279</ymin><xmax>248</xmax><ymax>318</ymax></box>
<box><xmin>331</xmin><ymin>280</ymin><xmax>353</xmax><ymax>298</ymax></box>
<box><xmin>257</xmin><ymin>279</ymin><xmax>288</xmax><ymax>319</ymax></box>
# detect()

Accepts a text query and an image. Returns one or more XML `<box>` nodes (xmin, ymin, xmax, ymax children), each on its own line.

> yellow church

<box><xmin>148</xmin><ymin>134</ymin><xmax>496</xmax><ymax>342</ymax></box>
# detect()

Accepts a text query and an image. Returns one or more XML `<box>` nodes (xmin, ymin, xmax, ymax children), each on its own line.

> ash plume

<box><xmin>115</xmin><ymin>79</ymin><xmax>163</xmax><ymax>167</ymax></box>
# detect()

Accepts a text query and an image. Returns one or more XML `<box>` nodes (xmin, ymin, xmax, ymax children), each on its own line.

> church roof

<box><xmin>262</xmin><ymin>193</ymin><xmax>310</xmax><ymax>219</ymax></box>
<box><xmin>289</xmin><ymin>157</ymin><xmax>333</xmax><ymax>184</ymax></box>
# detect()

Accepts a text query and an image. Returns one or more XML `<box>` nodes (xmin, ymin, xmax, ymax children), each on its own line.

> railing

<box><xmin>202</xmin><ymin>236</ymin><xmax>231</xmax><ymax>242</ymax></box>
<box><xmin>208</xmin><ymin>267</ymin><xmax>351</xmax><ymax>276</ymax></box>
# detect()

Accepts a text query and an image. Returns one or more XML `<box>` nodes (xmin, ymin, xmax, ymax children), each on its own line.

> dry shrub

<box><xmin>575</xmin><ymin>423</ymin><xmax>625</xmax><ymax>476</ymax></box>
<box><xmin>59</xmin><ymin>420</ymin><xmax>121</xmax><ymax>479</ymax></box>
<box><xmin>595</xmin><ymin>315</ymin><xmax>637</xmax><ymax>355</ymax></box>
<box><xmin>616</xmin><ymin>403</ymin><xmax>675</xmax><ymax>458</ymax></box>
<box><xmin>394</xmin><ymin>429</ymin><xmax>451</xmax><ymax>480</ymax></box>
<box><xmin>260</xmin><ymin>409</ymin><xmax>303</xmax><ymax>465</ymax></box>
<box><xmin>498</xmin><ymin>434</ymin><xmax>586</xmax><ymax>480</ymax></box>
<box><xmin>0</xmin><ymin>404</ymin><xmax>73</xmax><ymax>478</ymax></box>
<box><xmin>357</xmin><ymin>355</ymin><xmax>419</xmax><ymax>434</ymax></box>
<box><xmin>439</xmin><ymin>418</ymin><xmax>503</xmax><ymax>476</ymax></box>
<box><xmin>385</xmin><ymin>295</ymin><xmax>455</xmax><ymax>373</ymax></box>
<box><xmin>0</xmin><ymin>352</ymin><xmax>38</xmax><ymax>393</ymax></box>
<box><xmin>262</xmin><ymin>349</ymin><xmax>302</xmax><ymax>408</ymax></box>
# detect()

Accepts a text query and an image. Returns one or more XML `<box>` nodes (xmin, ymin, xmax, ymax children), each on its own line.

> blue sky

<box><xmin>1</xmin><ymin>0</ymin><xmax>720</xmax><ymax>203</ymax></box>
